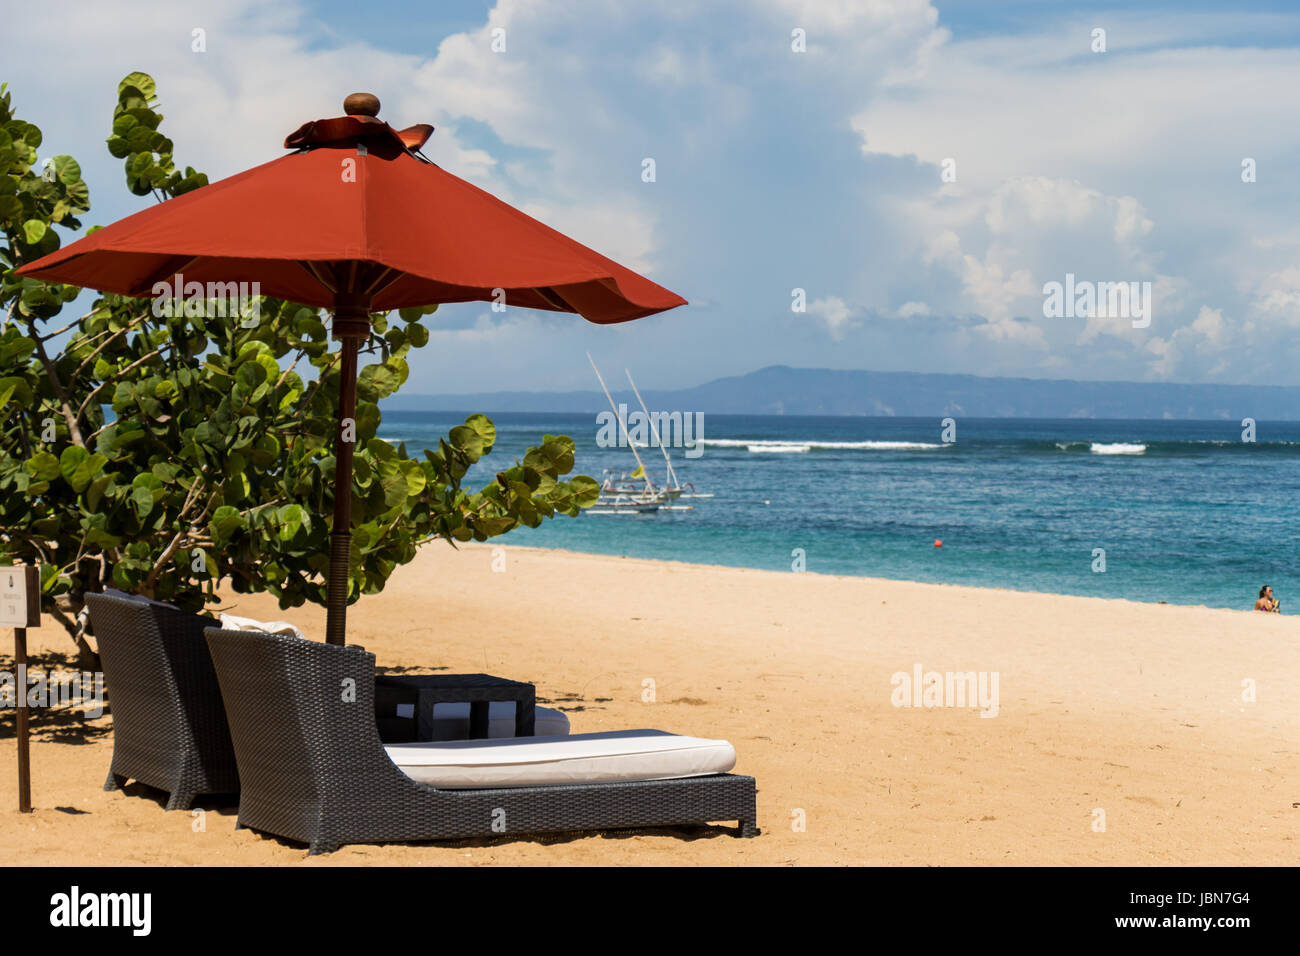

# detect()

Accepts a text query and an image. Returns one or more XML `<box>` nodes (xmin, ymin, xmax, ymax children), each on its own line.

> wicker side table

<box><xmin>374</xmin><ymin>673</ymin><xmax>536</xmax><ymax>742</ymax></box>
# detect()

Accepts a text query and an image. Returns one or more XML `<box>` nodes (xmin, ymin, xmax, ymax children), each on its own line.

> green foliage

<box><xmin>107</xmin><ymin>73</ymin><xmax>208</xmax><ymax>198</ymax></box>
<box><xmin>0</xmin><ymin>75</ymin><xmax>599</xmax><ymax>644</ymax></box>
<box><xmin>0</xmin><ymin>82</ymin><xmax>88</xmax><ymax>323</ymax></box>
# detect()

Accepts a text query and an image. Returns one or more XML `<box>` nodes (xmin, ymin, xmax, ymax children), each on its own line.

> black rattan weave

<box><xmin>205</xmin><ymin>627</ymin><xmax>759</xmax><ymax>854</ymax></box>
<box><xmin>86</xmin><ymin>593</ymin><xmax>240</xmax><ymax>809</ymax></box>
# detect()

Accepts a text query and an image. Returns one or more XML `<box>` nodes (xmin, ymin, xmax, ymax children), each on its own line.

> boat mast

<box><xmin>625</xmin><ymin>367</ymin><xmax>680</xmax><ymax>491</ymax></box>
<box><xmin>587</xmin><ymin>352</ymin><xmax>655</xmax><ymax>492</ymax></box>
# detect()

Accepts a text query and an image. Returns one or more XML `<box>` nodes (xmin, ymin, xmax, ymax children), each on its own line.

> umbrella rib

<box><xmin>130</xmin><ymin>255</ymin><xmax>201</xmax><ymax>296</ymax></box>
<box><xmin>302</xmin><ymin>261</ymin><xmax>340</xmax><ymax>295</ymax></box>
<box><xmin>300</xmin><ymin>260</ymin><xmax>396</xmax><ymax>301</ymax></box>
<box><xmin>533</xmin><ymin>286</ymin><xmax>574</xmax><ymax>312</ymax></box>
<box><xmin>362</xmin><ymin>266</ymin><xmax>399</xmax><ymax>297</ymax></box>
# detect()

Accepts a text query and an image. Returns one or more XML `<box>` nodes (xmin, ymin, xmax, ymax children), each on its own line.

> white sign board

<box><xmin>0</xmin><ymin>566</ymin><xmax>40</xmax><ymax>628</ymax></box>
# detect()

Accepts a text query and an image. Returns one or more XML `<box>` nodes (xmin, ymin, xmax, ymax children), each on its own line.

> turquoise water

<box><xmin>379</xmin><ymin>412</ymin><xmax>1300</xmax><ymax>614</ymax></box>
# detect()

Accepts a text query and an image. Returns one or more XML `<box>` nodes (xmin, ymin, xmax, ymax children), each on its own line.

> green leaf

<box><xmin>130</xmin><ymin>483</ymin><xmax>154</xmax><ymax>517</ymax></box>
<box><xmin>59</xmin><ymin>446</ymin><xmax>108</xmax><ymax>493</ymax></box>
<box><xmin>25</xmin><ymin>451</ymin><xmax>60</xmax><ymax>481</ymax></box>
<box><xmin>465</xmin><ymin>413</ymin><xmax>495</xmax><ymax>445</ymax></box>
<box><xmin>118</xmin><ymin>72</ymin><xmax>157</xmax><ymax>101</ymax></box>
<box><xmin>375</xmin><ymin>458</ymin><xmax>409</xmax><ymax>510</ymax></box>
<box><xmin>86</xmin><ymin>527</ymin><xmax>124</xmax><ymax>549</ymax></box>
<box><xmin>570</xmin><ymin>475</ymin><xmax>601</xmax><ymax>507</ymax></box>
<box><xmin>226</xmin><ymin>470</ymin><xmax>250</xmax><ymax>501</ymax></box>
<box><xmin>250</xmin><ymin>433</ymin><xmax>280</xmax><ymax>467</ymax></box>
<box><xmin>209</xmin><ymin>505</ymin><xmax>247</xmax><ymax>543</ymax></box>
<box><xmin>85</xmin><ymin>474</ymin><xmax>113</xmax><ymax>513</ymax></box>
<box><xmin>399</xmin><ymin>460</ymin><xmax>426</xmax><ymax>497</ymax></box>
<box><xmin>0</xmin><ymin>376</ymin><xmax>33</xmax><ymax>408</ymax></box>
<box><xmin>277</xmin><ymin>503</ymin><xmax>307</xmax><ymax>541</ymax></box>
<box><xmin>50</xmin><ymin>155</ymin><xmax>82</xmax><ymax>185</ymax></box>
<box><xmin>475</xmin><ymin>516</ymin><xmax>515</xmax><ymax>536</ymax></box>
<box><xmin>406</xmin><ymin>323</ymin><xmax>429</xmax><ymax>348</ymax></box>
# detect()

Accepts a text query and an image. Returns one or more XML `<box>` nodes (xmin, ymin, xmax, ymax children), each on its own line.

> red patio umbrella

<box><xmin>18</xmin><ymin>93</ymin><xmax>686</xmax><ymax>645</ymax></box>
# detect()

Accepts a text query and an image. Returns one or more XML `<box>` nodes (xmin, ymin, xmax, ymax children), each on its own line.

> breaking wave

<box><xmin>701</xmin><ymin>439</ymin><xmax>949</xmax><ymax>453</ymax></box>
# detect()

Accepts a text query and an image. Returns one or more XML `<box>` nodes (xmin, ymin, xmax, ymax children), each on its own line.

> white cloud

<box><xmin>805</xmin><ymin>296</ymin><xmax>856</xmax><ymax>339</ymax></box>
<box><xmin>851</xmin><ymin>17</ymin><xmax>1300</xmax><ymax>191</ymax></box>
<box><xmin>1251</xmin><ymin>266</ymin><xmax>1300</xmax><ymax>327</ymax></box>
<box><xmin>921</xmin><ymin>224</ymin><xmax>1040</xmax><ymax>343</ymax></box>
<box><xmin>1146</xmin><ymin>306</ymin><xmax>1234</xmax><ymax>379</ymax></box>
<box><xmin>846</xmin><ymin>11</ymin><xmax>1300</xmax><ymax>381</ymax></box>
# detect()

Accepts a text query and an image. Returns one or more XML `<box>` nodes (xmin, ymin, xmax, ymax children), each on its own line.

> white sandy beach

<box><xmin>2</xmin><ymin>543</ymin><xmax>1297</xmax><ymax>866</ymax></box>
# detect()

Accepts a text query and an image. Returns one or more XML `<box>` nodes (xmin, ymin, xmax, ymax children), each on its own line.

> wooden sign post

<box><xmin>1</xmin><ymin>566</ymin><xmax>41</xmax><ymax>813</ymax></box>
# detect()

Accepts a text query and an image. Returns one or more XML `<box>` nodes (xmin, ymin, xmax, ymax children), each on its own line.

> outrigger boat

<box><xmin>586</xmin><ymin>477</ymin><xmax>669</xmax><ymax>515</ymax></box>
<box><xmin>585</xmin><ymin>355</ymin><xmax>711</xmax><ymax>515</ymax></box>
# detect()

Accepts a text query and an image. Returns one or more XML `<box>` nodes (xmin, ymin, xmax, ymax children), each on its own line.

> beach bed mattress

<box><xmin>385</xmin><ymin>729</ymin><xmax>736</xmax><ymax>789</ymax></box>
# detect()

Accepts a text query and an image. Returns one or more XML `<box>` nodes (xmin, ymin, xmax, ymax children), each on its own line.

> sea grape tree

<box><xmin>0</xmin><ymin>74</ymin><xmax>599</xmax><ymax>660</ymax></box>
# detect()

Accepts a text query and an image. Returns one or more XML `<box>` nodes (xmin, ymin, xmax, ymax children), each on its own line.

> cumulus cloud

<box><xmin>1146</xmin><ymin>306</ymin><xmax>1234</xmax><ymax>380</ymax></box>
<box><xmin>1251</xmin><ymin>267</ymin><xmax>1300</xmax><ymax>326</ymax></box>
<box><xmin>849</xmin><ymin>10</ymin><xmax>1300</xmax><ymax>382</ymax></box>
<box><xmin>804</xmin><ymin>296</ymin><xmax>856</xmax><ymax>339</ymax></box>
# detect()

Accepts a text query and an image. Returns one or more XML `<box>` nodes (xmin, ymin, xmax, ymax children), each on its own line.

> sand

<box><xmin>2</xmin><ymin>543</ymin><xmax>1297</xmax><ymax>866</ymax></box>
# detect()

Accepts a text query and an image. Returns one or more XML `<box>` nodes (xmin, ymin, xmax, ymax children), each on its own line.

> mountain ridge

<box><xmin>382</xmin><ymin>365</ymin><xmax>1300</xmax><ymax>420</ymax></box>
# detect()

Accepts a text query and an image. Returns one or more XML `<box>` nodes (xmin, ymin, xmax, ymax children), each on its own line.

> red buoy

<box><xmin>934</xmin><ymin>539</ymin><xmax>943</xmax><ymax>548</ymax></box>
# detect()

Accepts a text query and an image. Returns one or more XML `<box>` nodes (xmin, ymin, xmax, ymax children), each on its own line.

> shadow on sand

<box><xmin>0</xmin><ymin>647</ymin><xmax>112</xmax><ymax>745</ymax></box>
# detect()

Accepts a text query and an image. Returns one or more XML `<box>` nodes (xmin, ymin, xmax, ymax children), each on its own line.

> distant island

<box><xmin>382</xmin><ymin>365</ymin><xmax>1300</xmax><ymax>420</ymax></box>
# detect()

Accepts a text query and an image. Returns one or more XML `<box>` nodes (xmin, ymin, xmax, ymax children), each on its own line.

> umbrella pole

<box><xmin>325</xmin><ymin>292</ymin><xmax>371</xmax><ymax>646</ymax></box>
<box><xmin>325</xmin><ymin>335</ymin><xmax>358</xmax><ymax>645</ymax></box>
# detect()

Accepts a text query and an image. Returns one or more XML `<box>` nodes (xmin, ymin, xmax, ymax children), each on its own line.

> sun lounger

<box><xmin>85</xmin><ymin>593</ymin><xmax>240</xmax><ymax>810</ymax></box>
<box><xmin>87</xmin><ymin>592</ymin><xmax>573</xmax><ymax>814</ymax></box>
<box><xmin>205</xmin><ymin>627</ymin><xmax>759</xmax><ymax>853</ymax></box>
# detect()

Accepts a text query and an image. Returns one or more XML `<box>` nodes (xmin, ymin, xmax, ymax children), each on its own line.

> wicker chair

<box><xmin>206</xmin><ymin>627</ymin><xmax>759</xmax><ymax>854</ymax></box>
<box><xmin>85</xmin><ymin>593</ymin><xmax>239</xmax><ymax>810</ymax></box>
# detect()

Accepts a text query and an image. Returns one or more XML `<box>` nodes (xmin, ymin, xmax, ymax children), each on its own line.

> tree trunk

<box><xmin>52</xmin><ymin>594</ymin><xmax>102</xmax><ymax>672</ymax></box>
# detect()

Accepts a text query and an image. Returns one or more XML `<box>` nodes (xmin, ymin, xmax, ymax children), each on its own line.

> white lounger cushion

<box><xmin>385</xmin><ymin>729</ymin><xmax>736</xmax><ymax>789</ymax></box>
<box><xmin>219</xmin><ymin>612</ymin><xmax>306</xmax><ymax>641</ymax></box>
<box><xmin>428</xmin><ymin>702</ymin><xmax>570</xmax><ymax>740</ymax></box>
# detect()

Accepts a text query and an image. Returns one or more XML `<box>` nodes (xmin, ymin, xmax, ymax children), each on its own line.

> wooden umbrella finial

<box><xmin>344</xmin><ymin>92</ymin><xmax>380</xmax><ymax>117</ymax></box>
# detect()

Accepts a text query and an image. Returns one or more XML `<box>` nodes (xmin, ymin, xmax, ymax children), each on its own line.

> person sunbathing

<box><xmin>1255</xmin><ymin>585</ymin><xmax>1280</xmax><ymax>612</ymax></box>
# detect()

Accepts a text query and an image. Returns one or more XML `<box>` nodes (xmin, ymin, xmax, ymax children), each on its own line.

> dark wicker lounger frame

<box><xmin>205</xmin><ymin>627</ymin><xmax>759</xmax><ymax>854</ymax></box>
<box><xmin>85</xmin><ymin>593</ymin><xmax>239</xmax><ymax>810</ymax></box>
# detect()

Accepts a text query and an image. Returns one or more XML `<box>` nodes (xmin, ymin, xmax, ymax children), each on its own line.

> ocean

<box><xmin>379</xmin><ymin>411</ymin><xmax>1300</xmax><ymax>615</ymax></box>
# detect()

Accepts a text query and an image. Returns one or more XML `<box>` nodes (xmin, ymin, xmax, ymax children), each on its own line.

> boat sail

<box><xmin>585</xmin><ymin>354</ymin><xmax>708</xmax><ymax>514</ymax></box>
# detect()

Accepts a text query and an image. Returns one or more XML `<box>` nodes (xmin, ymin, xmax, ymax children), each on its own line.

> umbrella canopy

<box><xmin>18</xmin><ymin>92</ymin><xmax>686</xmax><ymax>644</ymax></box>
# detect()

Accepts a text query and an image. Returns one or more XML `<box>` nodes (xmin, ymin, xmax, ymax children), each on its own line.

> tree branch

<box><xmin>27</xmin><ymin>323</ymin><xmax>85</xmax><ymax>446</ymax></box>
<box><xmin>142</xmin><ymin>480</ymin><xmax>210</xmax><ymax>591</ymax></box>
<box><xmin>68</xmin><ymin>310</ymin><xmax>152</xmax><ymax>383</ymax></box>
<box><xmin>287</xmin><ymin>352</ymin><xmax>341</xmax><ymax>424</ymax></box>
<box><xmin>40</xmin><ymin>305</ymin><xmax>106</xmax><ymax>342</ymax></box>
<box><xmin>275</xmin><ymin>349</ymin><xmax>305</xmax><ymax>389</ymax></box>
<box><xmin>74</xmin><ymin>344</ymin><xmax>171</xmax><ymax>424</ymax></box>
<box><xmin>46</xmin><ymin>601</ymin><xmax>97</xmax><ymax>663</ymax></box>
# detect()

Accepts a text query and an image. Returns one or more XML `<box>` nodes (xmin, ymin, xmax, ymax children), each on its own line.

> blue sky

<box><xmin>9</xmin><ymin>0</ymin><xmax>1300</xmax><ymax>392</ymax></box>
